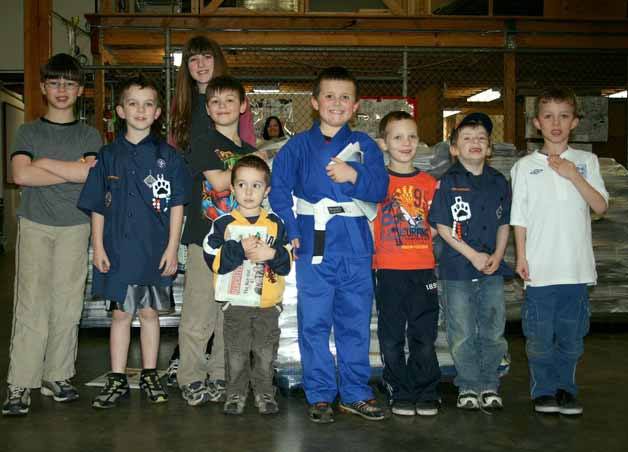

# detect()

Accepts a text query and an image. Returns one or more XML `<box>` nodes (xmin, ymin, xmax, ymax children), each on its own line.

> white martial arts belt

<box><xmin>296</xmin><ymin>197</ymin><xmax>365</xmax><ymax>264</ymax></box>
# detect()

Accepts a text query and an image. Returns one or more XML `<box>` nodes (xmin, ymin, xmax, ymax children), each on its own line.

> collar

<box><xmin>117</xmin><ymin>132</ymin><xmax>159</xmax><ymax>148</ymax></box>
<box><xmin>308</xmin><ymin>121</ymin><xmax>352</xmax><ymax>147</ymax></box>
<box><xmin>533</xmin><ymin>146</ymin><xmax>574</xmax><ymax>161</ymax></box>
<box><xmin>231</xmin><ymin>207</ymin><xmax>268</xmax><ymax>224</ymax></box>
<box><xmin>40</xmin><ymin>117</ymin><xmax>79</xmax><ymax>127</ymax></box>
<box><xmin>387</xmin><ymin>167</ymin><xmax>421</xmax><ymax>178</ymax></box>
<box><xmin>447</xmin><ymin>160</ymin><xmax>498</xmax><ymax>178</ymax></box>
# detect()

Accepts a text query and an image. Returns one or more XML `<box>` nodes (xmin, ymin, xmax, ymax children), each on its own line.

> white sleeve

<box><xmin>587</xmin><ymin>154</ymin><xmax>609</xmax><ymax>205</ymax></box>
<box><xmin>509</xmin><ymin>161</ymin><xmax>528</xmax><ymax>227</ymax></box>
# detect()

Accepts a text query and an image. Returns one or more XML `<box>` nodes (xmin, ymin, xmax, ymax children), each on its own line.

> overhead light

<box><xmin>443</xmin><ymin>110</ymin><xmax>461</xmax><ymax>118</ymax></box>
<box><xmin>172</xmin><ymin>51</ymin><xmax>182</xmax><ymax>67</ymax></box>
<box><xmin>607</xmin><ymin>90</ymin><xmax>627</xmax><ymax>98</ymax></box>
<box><xmin>467</xmin><ymin>89</ymin><xmax>501</xmax><ymax>102</ymax></box>
<box><xmin>253</xmin><ymin>84</ymin><xmax>280</xmax><ymax>94</ymax></box>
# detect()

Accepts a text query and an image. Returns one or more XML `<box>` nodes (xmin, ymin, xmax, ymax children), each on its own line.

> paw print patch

<box><xmin>151</xmin><ymin>174</ymin><xmax>171</xmax><ymax>213</ymax></box>
<box><xmin>450</xmin><ymin>196</ymin><xmax>472</xmax><ymax>240</ymax></box>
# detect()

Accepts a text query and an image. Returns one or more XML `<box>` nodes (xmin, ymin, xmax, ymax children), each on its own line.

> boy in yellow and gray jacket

<box><xmin>203</xmin><ymin>155</ymin><xmax>291</xmax><ymax>416</ymax></box>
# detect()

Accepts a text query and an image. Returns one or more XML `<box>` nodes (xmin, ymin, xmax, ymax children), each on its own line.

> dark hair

<box><xmin>117</xmin><ymin>74</ymin><xmax>162</xmax><ymax>108</ymax></box>
<box><xmin>171</xmin><ymin>36</ymin><xmax>229</xmax><ymax>150</ymax></box>
<box><xmin>206</xmin><ymin>75</ymin><xmax>246</xmax><ymax>104</ymax></box>
<box><xmin>534</xmin><ymin>87</ymin><xmax>579</xmax><ymax>118</ymax></box>
<box><xmin>231</xmin><ymin>155</ymin><xmax>271</xmax><ymax>186</ymax></box>
<box><xmin>262</xmin><ymin>116</ymin><xmax>285</xmax><ymax>140</ymax></box>
<box><xmin>378</xmin><ymin>111</ymin><xmax>414</xmax><ymax>138</ymax></box>
<box><xmin>40</xmin><ymin>53</ymin><xmax>83</xmax><ymax>84</ymax></box>
<box><xmin>312</xmin><ymin>66</ymin><xmax>359</xmax><ymax>99</ymax></box>
<box><xmin>449</xmin><ymin>112</ymin><xmax>493</xmax><ymax>146</ymax></box>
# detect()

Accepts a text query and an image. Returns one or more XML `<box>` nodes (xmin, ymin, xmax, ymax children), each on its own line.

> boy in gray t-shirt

<box><xmin>2</xmin><ymin>54</ymin><xmax>101</xmax><ymax>417</ymax></box>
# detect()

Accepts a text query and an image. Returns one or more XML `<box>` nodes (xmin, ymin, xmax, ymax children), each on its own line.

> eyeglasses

<box><xmin>45</xmin><ymin>80</ymin><xmax>80</xmax><ymax>91</ymax></box>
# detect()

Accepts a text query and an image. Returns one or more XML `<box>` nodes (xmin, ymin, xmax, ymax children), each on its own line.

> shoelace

<box><xmin>9</xmin><ymin>386</ymin><xmax>25</xmax><ymax>398</ymax></box>
<box><xmin>259</xmin><ymin>394</ymin><xmax>274</xmax><ymax>403</ymax></box>
<box><xmin>142</xmin><ymin>374</ymin><xmax>161</xmax><ymax>393</ymax></box>
<box><xmin>57</xmin><ymin>380</ymin><xmax>73</xmax><ymax>391</ymax></box>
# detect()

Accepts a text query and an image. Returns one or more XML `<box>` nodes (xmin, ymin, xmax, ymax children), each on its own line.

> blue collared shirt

<box><xmin>429</xmin><ymin>161</ymin><xmax>512</xmax><ymax>280</ymax></box>
<box><xmin>78</xmin><ymin>133</ymin><xmax>190</xmax><ymax>302</ymax></box>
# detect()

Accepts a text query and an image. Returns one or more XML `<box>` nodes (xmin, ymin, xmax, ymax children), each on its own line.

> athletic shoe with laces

<box><xmin>139</xmin><ymin>369</ymin><xmax>168</xmax><ymax>404</ymax></box>
<box><xmin>533</xmin><ymin>395</ymin><xmax>560</xmax><ymax>413</ymax></box>
<box><xmin>206</xmin><ymin>379</ymin><xmax>226</xmax><ymax>403</ymax></box>
<box><xmin>92</xmin><ymin>373</ymin><xmax>129</xmax><ymax>409</ymax></box>
<box><xmin>41</xmin><ymin>380</ymin><xmax>79</xmax><ymax>403</ymax></box>
<box><xmin>479</xmin><ymin>391</ymin><xmax>503</xmax><ymax>410</ymax></box>
<box><xmin>255</xmin><ymin>393</ymin><xmax>279</xmax><ymax>415</ymax></box>
<box><xmin>180</xmin><ymin>381</ymin><xmax>210</xmax><ymax>407</ymax></box>
<box><xmin>556</xmin><ymin>389</ymin><xmax>583</xmax><ymax>416</ymax></box>
<box><xmin>416</xmin><ymin>399</ymin><xmax>440</xmax><ymax>416</ymax></box>
<box><xmin>223</xmin><ymin>393</ymin><xmax>246</xmax><ymax>415</ymax></box>
<box><xmin>391</xmin><ymin>400</ymin><xmax>416</xmax><ymax>416</ymax></box>
<box><xmin>308</xmin><ymin>402</ymin><xmax>334</xmax><ymax>424</ymax></box>
<box><xmin>2</xmin><ymin>385</ymin><xmax>30</xmax><ymax>416</ymax></box>
<box><xmin>165</xmin><ymin>358</ymin><xmax>179</xmax><ymax>387</ymax></box>
<box><xmin>338</xmin><ymin>399</ymin><xmax>385</xmax><ymax>421</ymax></box>
<box><xmin>457</xmin><ymin>390</ymin><xmax>480</xmax><ymax>410</ymax></box>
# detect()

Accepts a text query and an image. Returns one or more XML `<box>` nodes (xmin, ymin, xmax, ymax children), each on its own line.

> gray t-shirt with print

<box><xmin>12</xmin><ymin>118</ymin><xmax>102</xmax><ymax>226</ymax></box>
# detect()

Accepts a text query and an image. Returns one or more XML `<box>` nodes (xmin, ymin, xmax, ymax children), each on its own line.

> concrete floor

<box><xmin>0</xmin><ymin>251</ymin><xmax>627</xmax><ymax>452</ymax></box>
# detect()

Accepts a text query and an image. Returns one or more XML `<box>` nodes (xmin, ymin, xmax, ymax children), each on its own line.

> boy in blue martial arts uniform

<box><xmin>270</xmin><ymin>67</ymin><xmax>389</xmax><ymax>423</ymax></box>
<box><xmin>78</xmin><ymin>76</ymin><xmax>188</xmax><ymax>409</ymax></box>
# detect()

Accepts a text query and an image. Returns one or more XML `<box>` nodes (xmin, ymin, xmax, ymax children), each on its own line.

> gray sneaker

<box><xmin>139</xmin><ymin>369</ymin><xmax>168</xmax><ymax>404</ymax></box>
<box><xmin>92</xmin><ymin>373</ymin><xmax>129</xmax><ymax>409</ymax></box>
<box><xmin>254</xmin><ymin>393</ymin><xmax>279</xmax><ymax>415</ymax></box>
<box><xmin>556</xmin><ymin>390</ymin><xmax>583</xmax><ymax>416</ymax></box>
<box><xmin>224</xmin><ymin>393</ymin><xmax>246</xmax><ymax>415</ymax></box>
<box><xmin>165</xmin><ymin>359</ymin><xmax>179</xmax><ymax>387</ymax></box>
<box><xmin>2</xmin><ymin>385</ymin><xmax>30</xmax><ymax>416</ymax></box>
<box><xmin>41</xmin><ymin>380</ymin><xmax>79</xmax><ymax>403</ymax></box>
<box><xmin>207</xmin><ymin>379</ymin><xmax>226</xmax><ymax>403</ymax></box>
<box><xmin>180</xmin><ymin>381</ymin><xmax>209</xmax><ymax>407</ymax></box>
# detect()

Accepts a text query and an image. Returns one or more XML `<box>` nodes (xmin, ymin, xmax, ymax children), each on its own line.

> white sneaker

<box><xmin>457</xmin><ymin>390</ymin><xmax>479</xmax><ymax>410</ymax></box>
<box><xmin>480</xmin><ymin>391</ymin><xmax>503</xmax><ymax>410</ymax></box>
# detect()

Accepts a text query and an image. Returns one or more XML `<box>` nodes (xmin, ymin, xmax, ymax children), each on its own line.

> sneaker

<box><xmin>165</xmin><ymin>358</ymin><xmax>179</xmax><ymax>387</ymax></box>
<box><xmin>308</xmin><ymin>402</ymin><xmax>334</xmax><ymax>424</ymax></box>
<box><xmin>223</xmin><ymin>393</ymin><xmax>246</xmax><ymax>415</ymax></box>
<box><xmin>533</xmin><ymin>395</ymin><xmax>560</xmax><ymax>414</ymax></box>
<box><xmin>479</xmin><ymin>391</ymin><xmax>503</xmax><ymax>410</ymax></box>
<box><xmin>41</xmin><ymin>380</ymin><xmax>79</xmax><ymax>403</ymax></box>
<box><xmin>456</xmin><ymin>391</ymin><xmax>480</xmax><ymax>410</ymax></box>
<box><xmin>139</xmin><ymin>369</ymin><xmax>168</xmax><ymax>404</ymax></box>
<box><xmin>391</xmin><ymin>400</ymin><xmax>416</xmax><ymax>416</ymax></box>
<box><xmin>207</xmin><ymin>379</ymin><xmax>226</xmax><ymax>403</ymax></box>
<box><xmin>2</xmin><ymin>385</ymin><xmax>30</xmax><ymax>416</ymax></box>
<box><xmin>338</xmin><ymin>399</ymin><xmax>385</xmax><ymax>421</ymax></box>
<box><xmin>416</xmin><ymin>400</ymin><xmax>440</xmax><ymax>416</ymax></box>
<box><xmin>92</xmin><ymin>373</ymin><xmax>129</xmax><ymax>409</ymax></box>
<box><xmin>255</xmin><ymin>393</ymin><xmax>279</xmax><ymax>415</ymax></box>
<box><xmin>556</xmin><ymin>389</ymin><xmax>583</xmax><ymax>416</ymax></box>
<box><xmin>180</xmin><ymin>381</ymin><xmax>210</xmax><ymax>407</ymax></box>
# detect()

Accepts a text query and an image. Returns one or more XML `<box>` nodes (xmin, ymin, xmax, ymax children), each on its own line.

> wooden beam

<box><xmin>24</xmin><ymin>0</ymin><xmax>51</xmax><ymax>121</ymax></box>
<box><xmin>503</xmin><ymin>52</ymin><xmax>516</xmax><ymax>144</ymax></box>
<box><xmin>100</xmin><ymin>0</ymin><xmax>114</xmax><ymax>14</ymax></box>
<box><xmin>201</xmin><ymin>0</ymin><xmax>225</xmax><ymax>15</ymax></box>
<box><xmin>382</xmin><ymin>0</ymin><xmax>406</xmax><ymax>16</ymax></box>
<box><xmin>416</xmin><ymin>84</ymin><xmax>442</xmax><ymax>145</ymax></box>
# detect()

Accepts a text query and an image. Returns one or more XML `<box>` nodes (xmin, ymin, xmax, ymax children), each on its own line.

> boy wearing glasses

<box><xmin>3</xmin><ymin>54</ymin><xmax>102</xmax><ymax>416</ymax></box>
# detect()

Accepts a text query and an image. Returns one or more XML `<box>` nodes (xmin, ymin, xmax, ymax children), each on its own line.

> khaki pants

<box><xmin>177</xmin><ymin>244</ymin><xmax>224</xmax><ymax>386</ymax></box>
<box><xmin>8</xmin><ymin>217</ymin><xmax>90</xmax><ymax>388</ymax></box>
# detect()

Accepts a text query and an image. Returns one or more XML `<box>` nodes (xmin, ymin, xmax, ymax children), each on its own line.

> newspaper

<box><xmin>214</xmin><ymin>225</ymin><xmax>268</xmax><ymax>307</ymax></box>
<box><xmin>332</xmin><ymin>142</ymin><xmax>378</xmax><ymax>221</ymax></box>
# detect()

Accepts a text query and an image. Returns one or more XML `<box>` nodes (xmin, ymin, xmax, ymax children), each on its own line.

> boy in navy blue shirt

<box><xmin>429</xmin><ymin>113</ymin><xmax>511</xmax><ymax>411</ymax></box>
<box><xmin>79</xmin><ymin>76</ymin><xmax>188</xmax><ymax>409</ymax></box>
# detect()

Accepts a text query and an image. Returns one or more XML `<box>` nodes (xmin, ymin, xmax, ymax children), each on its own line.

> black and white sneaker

<box><xmin>2</xmin><ymin>385</ymin><xmax>30</xmax><ymax>416</ymax></box>
<box><xmin>223</xmin><ymin>393</ymin><xmax>246</xmax><ymax>415</ymax></box>
<box><xmin>391</xmin><ymin>400</ymin><xmax>416</xmax><ymax>416</ymax></box>
<box><xmin>92</xmin><ymin>373</ymin><xmax>129</xmax><ymax>409</ymax></box>
<box><xmin>556</xmin><ymin>390</ymin><xmax>583</xmax><ymax>416</ymax></box>
<box><xmin>165</xmin><ymin>359</ymin><xmax>179</xmax><ymax>387</ymax></box>
<box><xmin>457</xmin><ymin>391</ymin><xmax>480</xmax><ymax>410</ymax></box>
<box><xmin>139</xmin><ymin>369</ymin><xmax>168</xmax><ymax>404</ymax></box>
<box><xmin>338</xmin><ymin>399</ymin><xmax>385</xmax><ymax>421</ymax></box>
<box><xmin>255</xmin><ymin>393</ymin><xmax>279</xmax><ymax>415</ymax></box>
<box><xmin>180</xmin><ymin>381</ymin><xmax>209</xmax><ymax>407</ymax></box>
<box><xmin>479</xmin><ymin>391</ymin><xmax>503</xmax><ymax>410</ymax></box>
<box><xmin>41</xmin><ymin>380</ymin><xmax>79</xmax><ymax>403</ymax></box>
<box><xmin>207</xmin><ymin>379</ymin><xmax>226</xmax><ymax>403</ymax></box>
<box><xmin>416</xmin><ymin>400</ymin><xmax>440</xmax><ymax>416</ymax></box>
<box><xmin>534</xmin><ymin>395</ymin><xmax>560</xmax><ymax>414</ymax></box>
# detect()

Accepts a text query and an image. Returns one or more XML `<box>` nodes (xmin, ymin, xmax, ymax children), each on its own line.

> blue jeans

<box><xmin>522</xmin><ymin>284</ymin><xmax>590</xmax><ymax>399</ymax></box>
<box><xmin>442</xmin><ymin>276</ymin><xmax>507</xmax><ymax>393</ymax></box>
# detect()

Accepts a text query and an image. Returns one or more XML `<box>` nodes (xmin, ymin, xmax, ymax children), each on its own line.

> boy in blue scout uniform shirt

<box><xmin>79</xmin><ymin>76</ymin><xmax>189</xmax><ymax>409</ymax></box>
<box><xmin>429</xmin><ymin>112</ymin><xmax>511</xmax><ymax>411</ymax></box>
<box><xmin>270</xmin><ymin>67</ymin><xmax>388</xmax><ymax>423</ymax></box>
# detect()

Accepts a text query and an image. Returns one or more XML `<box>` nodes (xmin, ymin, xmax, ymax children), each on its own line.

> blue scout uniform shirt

<box><xmin>429</xmin><ymin>161</ymin><xmax>512</xmax><ymax>280</ymax></box>
<box><xmin>269</xmin><ymin>122</ymin><xmax>388</xmax><ymax>259</ymax></box>
<box><xmin>78</xmin><ymin>133</ymin><xmax>189</xmax><ymax>303</ymax></box>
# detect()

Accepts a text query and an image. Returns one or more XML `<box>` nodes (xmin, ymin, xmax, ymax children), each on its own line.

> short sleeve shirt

<box><xmin>12</xmin><ymin>118</ymin><xmax>102</xmax><ymax>226</ymax></box>
<box><xmin>429</xmin><ymin>161</ymin><xmax>512</xmax><ymax>280</ymax></box>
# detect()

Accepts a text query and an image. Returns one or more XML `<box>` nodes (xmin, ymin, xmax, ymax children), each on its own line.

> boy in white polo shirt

<box><xmin>510</xmin><ymin>87</ymin><xmax>608</xmax><ymax>416</ymax></box>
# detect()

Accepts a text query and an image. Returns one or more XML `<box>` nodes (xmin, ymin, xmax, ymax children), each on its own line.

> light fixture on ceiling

<box><xmin>443</xmin><ymin>110</ymin><xmax>461</xmax><ymax>118</ymax></box>
<box><xmin>172</xmin><ymin>51</ymin><xmax>182</xmax><ymax>67</ymax></box>
<box><xmin>253</xmin><ymin>84</ymin><xmax>280</xmax><ymax>94</ymax></box>
<box><xmin>467</xmin><ymin>88</ymin><xmax>501</xmax><ymax>102</ymax></box>
<box><xmin>607</xmin><ymin>90</ymin><xmax>627</xmax><ymax>98</ymax></box>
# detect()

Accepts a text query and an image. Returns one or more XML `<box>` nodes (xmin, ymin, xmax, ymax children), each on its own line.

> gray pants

<box><xmin>223</xmin><ymin>304</ymin><xmax>281</xmax><ymax>397</ymax></box>
<box><xmin>178</xmin><ymin>244</ymin><xmax>225</xmax><ymax>386</ymax></box>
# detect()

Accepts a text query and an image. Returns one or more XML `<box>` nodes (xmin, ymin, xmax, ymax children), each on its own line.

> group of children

<box><xmin>3</xmin><ymin>42</ymin><xmax>608</xmax><ymax>423</ymax></box>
